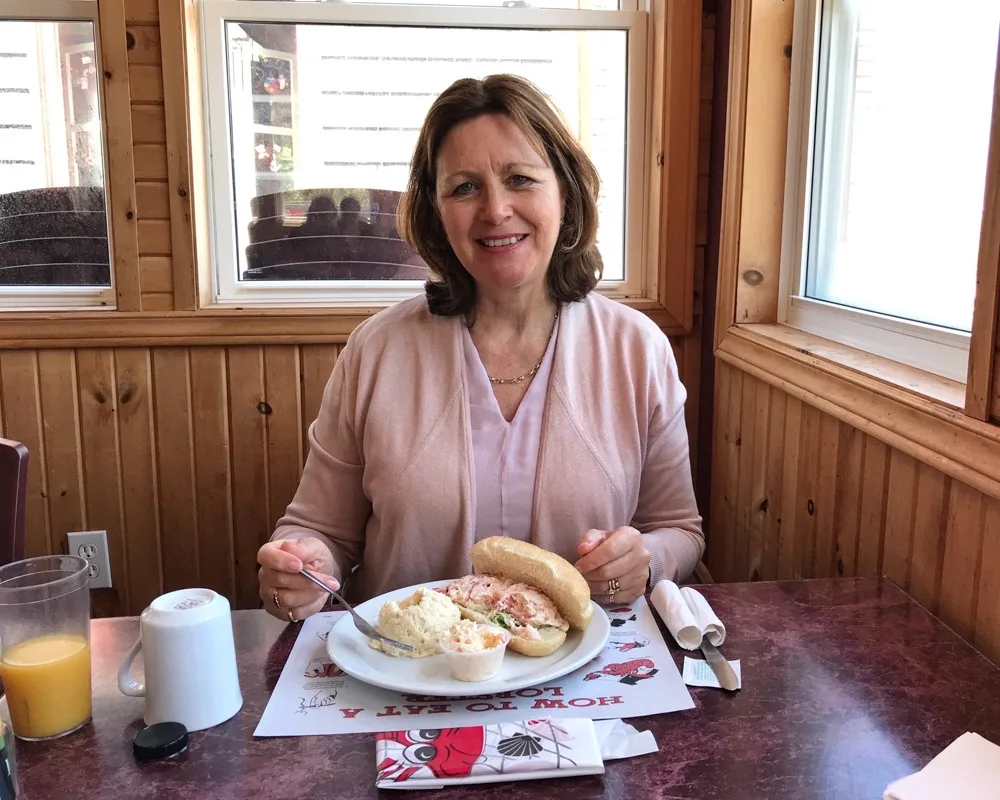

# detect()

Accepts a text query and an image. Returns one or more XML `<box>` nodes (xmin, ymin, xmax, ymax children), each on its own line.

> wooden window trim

<box><xmin>715</xmin><ymin>0</ymin><xmax>1000</xmax><ymax>502</ymax></box>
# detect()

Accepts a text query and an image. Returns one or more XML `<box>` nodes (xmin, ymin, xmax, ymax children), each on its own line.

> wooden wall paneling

<box><xmin>733</xmin><ymin>0</ymin><xmax>793</xmax><ymax>325</ymax></box>
<box><xmin>938</xmin><ymin>482</ymin><xmax>986</xmax><ymax>642</ymax></box>
<box><xmin>776</xmin><ymin>395</ymin><xmax>802</xmax><ymax>578</ymax></box>
<box><xmin>811</xmin><ymin>414</ymin><xmax>840</xmax><ymax>578</ymax></box>
<box><xmin>130</xmin><ymin>105</ymin><xmax>166</xmax><ymax>144</ymax></box>
<box><xmin>881</xmin><ymin>451</ymin><xmax>918</xmax><ymax>591</ymax></box>
<box><xmin>138</xmin><ymin>220</ymin><xmax>172</xmax><ymax>255</ymax></box>
<box><xmin>115</xmin><ymin>349</ymin><xmax>163</xmax><ymax>611</ymax></box>
<box><xmin>75</xmin><ymin>350</ymin><xmax>129</xmax><ymax>617</ymax></box>
<box><xmin>151</xmin><ymin>349</ymin><xmax>200</xmax><ymax>595</ymax></box>
<box><xmin>974</xmin><ymin>497</ymin><xmax>1000</xmax><ymax>664</ymax></box>
<box><xmin>745</xmin><ymin>377</ymin><xmax>770</xmax><ymax>581</ymax></box>
<box><xmin>966</xmin><ymin>40</ymin><xmax>1000</xmax><ymax>420</ymax></box>
<box><xmin>908</xmin><ymin>466</ymin><xmax>950</xmax><ymax>615</ymax></box>
<box><xmin>733</xmin><ymin>373</ymin><xmax>759</xmax><ymax>580</ymax></box>
<box><xmin>707</xmin><ymin>361</ymin><xmax>732</xmax><ymax>579</ymax></box>
<box><xmin>761</xmin><ymin>389</ymin><xmax>786</xmax><ymax>579</ymax></box>
<box><xmin>125</xmin><ymin>0</ymin><xmax>159</xmax><ymax>23</ymax></box>
<box><xmin>136</xmin><ymin>182</ymin><xmax>170</xmax><ymax>220</ymax></box>
<box><xmin>712</xmin><ymin>364</ymin><xmax>744</xmax><ymax>580</ymax></box>
<box><xmin>141</xmin><ymin>293</ymin><xmax>175</xmax><ymax>311</ymax></box>
<box><xmin>189</xmin><ymin>348</ymin><xmax>236</xmax><ymax>601</ymax></box>
<box><xmin>127</xmin><ymin>65</ymin><xmax>164</xmax><ymax>103</ymax></box>
<box><xmin>127</xmin><ymin>24</ymin><xmax>161</xmax><ymax>65</ymax></box>
<box><xmin>299</xmin><ymin>345</ymin><xmax>340</xmax><ymax>461</ymax></box>
<box><xmin>139</xmin><ymin>258</ymin><xmax>173</xmax><ymax>294</ymax></box>
<box><xmin>0</xmin><ymin>353</ymin><xmax>51</xmax><ymax>556</ymax></box>
<box><xmin>99</xmin><ymin>0</ymin><xmax>142</xmax><ymax>311</ymax></box>
<box><xmin>856</xmin><ymin>438</ymin><xmax>890</xmax><ymax>577</ymax></box>
<box><xmin>227</xmin><ymin>347</ymin><xmax>269</xmax><ymax>610</ymax></box>
<box><xmin>133</xmin><ymin>144</ymin><xmax>168</xmax><ymax>181</ymax></box>
<box><xmin>158</xmin><ymin>0</ymin><xmax>206</xmax><ymax>309</ymax></box>
<box><xmin>726</xmin><ymin>376</ymin><xmax>758</xmax><ymax>581</ymax></box>
<box><xmin>263</xmin><ymin>346</ymin><xmax>303</xmax><ymax>531</ymax></box>
<box><xmin>36</xmin><ymin>351</ymin><xmax>85</xmax><ymax>556</ymax></box>
<box><xmin>833</xmin><ymin>423</ymin><xmax>864</xmax><ymax>577</ymax></box>
<box><xmin>792</xmin><ymin>403</ymin><xmax>820</xmax><ymax>579</ymax></box>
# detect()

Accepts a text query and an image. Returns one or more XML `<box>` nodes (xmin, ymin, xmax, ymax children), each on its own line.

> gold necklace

<box><xmin>486</xmin><ymin>308</ymin><xmax>560</xmax><ymax>386</ymax></box>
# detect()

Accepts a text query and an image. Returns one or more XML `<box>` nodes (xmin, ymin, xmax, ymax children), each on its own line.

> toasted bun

<box><xmin>470</xmin><ymin>537</ymin><xmax>594</xmax><ymax>631</ymax></box>
<box><xmin>459</xmin><ymin>606</ymin><xmax>567</xmax><ymax>656</ymax></box>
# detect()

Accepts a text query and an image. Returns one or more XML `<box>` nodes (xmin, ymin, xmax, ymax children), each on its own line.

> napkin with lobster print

<box><xmin>375</xmin><ymin>718</ymin><xmax>605</xmax><ymax>789</ymax></box>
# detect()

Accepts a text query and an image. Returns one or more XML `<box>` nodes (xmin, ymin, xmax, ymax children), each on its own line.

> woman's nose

<box><xmin>478</xmin><ymin>186</ymin><xmax>512</xmax><ymax>225</ymax></box>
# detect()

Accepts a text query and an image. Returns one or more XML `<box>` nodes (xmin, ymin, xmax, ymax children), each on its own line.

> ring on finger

<box><xmin>607</xmin><ymin>577</ymin><xmax>621</xmax><ymax>596</ymax></box>
<box><xmin>272</xmin><ymin>588</ymin><xmax>282</xmax><ymax>609</ymax></box>
<box><xmin>287</xmin><ymin>609</ymin><xmax>297</xmax><ymax>624</ymax></box>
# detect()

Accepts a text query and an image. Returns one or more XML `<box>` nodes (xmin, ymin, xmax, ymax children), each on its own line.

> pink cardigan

<box><xmin>273</xmin><ymin>293</ymin><xmax>704</xmax><ymax>601</ymax></box>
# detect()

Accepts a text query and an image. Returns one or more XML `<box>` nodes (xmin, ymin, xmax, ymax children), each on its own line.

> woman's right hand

<box><xmin>257</xmin><ymin>538</ymin><xmax>340</xmax><ymax>623</ymax></box>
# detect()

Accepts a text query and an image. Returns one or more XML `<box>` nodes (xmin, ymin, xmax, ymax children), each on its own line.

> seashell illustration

<box><xmin>497</xmin><ymin>733</ymin><xmax>544</xmax><ymax>758</ymax></box>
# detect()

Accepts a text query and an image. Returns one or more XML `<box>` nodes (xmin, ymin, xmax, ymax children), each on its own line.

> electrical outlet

<box><xmin>67</xmin><ymin>531</ymin><xmax>112</xmax><ymax>589</ymax></box>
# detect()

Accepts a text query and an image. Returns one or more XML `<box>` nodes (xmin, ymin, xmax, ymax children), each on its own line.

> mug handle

<box><xmin>117</xmin><ymin>637</ymin><xmax>145</xmax><ymax>697</ymax></box>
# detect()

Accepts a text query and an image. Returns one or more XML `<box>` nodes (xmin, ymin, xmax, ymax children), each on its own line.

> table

<box><xmin>15</xmin><ymin>578</ymin><xmax>1000</xmax><ymax>799</ymax></box>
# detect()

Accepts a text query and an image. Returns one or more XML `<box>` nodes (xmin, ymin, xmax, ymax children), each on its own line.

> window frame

<box><xmin>777</xmin><ymin>0</ymin><xmax>979</xmax><ymax>384</ymax></box>
<box><xmin>0</xmin><ymin>0</ymin><xmax>122</xmax><ymax>311</ymax></box>
<box><xmin>199</xmin><ymin>0</ymin><xmax>650</xmax><ymax>308</ymax></box>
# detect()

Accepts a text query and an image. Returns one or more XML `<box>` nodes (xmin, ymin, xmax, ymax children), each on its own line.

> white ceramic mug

<box><xmin>118</xmin><ymin>588</ymin><xmax>243</xmax><ymax>732</ymax></box>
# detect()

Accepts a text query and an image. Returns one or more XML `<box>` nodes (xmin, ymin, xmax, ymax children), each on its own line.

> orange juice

<box><xmin>1</xmin><ymin>634</ymin><xmax>92</xmax><ymax>739</ymax></box>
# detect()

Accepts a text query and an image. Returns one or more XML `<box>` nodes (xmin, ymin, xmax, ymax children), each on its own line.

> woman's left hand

<box><xmin>574</xmin><ymin>527</ymin><xmax>650</xmax><ymax>604</ymax></box>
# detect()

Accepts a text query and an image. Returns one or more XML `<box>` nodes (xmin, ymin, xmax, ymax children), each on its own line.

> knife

<box><xmin>700</xmin><ymin>635</ymin><xmax>739</xmax><ymax>692</ymax></box>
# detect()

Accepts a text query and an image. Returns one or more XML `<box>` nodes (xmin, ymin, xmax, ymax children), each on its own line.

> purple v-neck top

<box><xmin>462</xmin><ymin>315</ymin><xmax>560</xmax><ymax>542</ymax></box>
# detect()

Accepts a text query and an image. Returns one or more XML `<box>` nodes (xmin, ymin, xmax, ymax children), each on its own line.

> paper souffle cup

<box><xmin>438</xmin><ymin>624</ymin><xmax>511</xmax><ymax>682</ymax></box>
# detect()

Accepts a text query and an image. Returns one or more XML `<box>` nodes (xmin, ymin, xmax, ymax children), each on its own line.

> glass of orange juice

<box><xmin>0</xmin><ymin>555</ymin><xmax>92</xmax><ymax>741</ymax></box>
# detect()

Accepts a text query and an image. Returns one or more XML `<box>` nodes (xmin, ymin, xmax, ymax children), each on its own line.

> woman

<box><xmin>258</xmin><ymin>74</ymin><xmax>704</xmax><ymax>623</ymax></box>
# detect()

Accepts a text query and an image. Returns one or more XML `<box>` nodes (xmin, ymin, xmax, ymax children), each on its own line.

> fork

<box><xmin>299</xmin><ymin>568</ymin><xmax>415</xmax><ymax>654</ymax></box>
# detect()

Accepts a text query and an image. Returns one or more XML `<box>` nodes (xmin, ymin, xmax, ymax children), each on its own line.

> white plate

<box><xmin>326</xmin><ymin>579</ymin><xmax>610</xmax><ymax>697</ymax></box>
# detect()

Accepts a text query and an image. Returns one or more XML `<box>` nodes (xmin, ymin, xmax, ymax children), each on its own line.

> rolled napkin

<box><xmin>375</xmin><ymin>718</ymin><xmax>604</xmax><ymax>790</ymax></box>
<box><xmin>883</xmin><ymin>732</ymin><xmax>1000</xmax><ymax>800</ymax></box>
<box><xmin>649</xmin><ymin>580</ymin><xmax>725</xmax><ymax>650</ymax></box>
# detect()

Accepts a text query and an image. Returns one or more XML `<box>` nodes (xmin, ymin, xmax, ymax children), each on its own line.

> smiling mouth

<box><xmin>478</xmin><ymin>234</ymin><xmax>528</xmax><ymax>248</ymax></box>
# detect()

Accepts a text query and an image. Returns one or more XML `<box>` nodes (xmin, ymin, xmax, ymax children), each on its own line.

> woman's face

<box><xmin>434</xmin><ymin>113</ymin><xmax>564</xmax><ymax>300</ymax></box>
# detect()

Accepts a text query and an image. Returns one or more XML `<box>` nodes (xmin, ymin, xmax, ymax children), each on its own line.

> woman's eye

<box><xmin>452</xmin><ymin>182</ymin><xmax>476</xmax><ymax>196</ymax></box>
<box><xmin>509</xmin><ymin>175</ymin><xmax>534</xmax><ymax>187</ymax></box>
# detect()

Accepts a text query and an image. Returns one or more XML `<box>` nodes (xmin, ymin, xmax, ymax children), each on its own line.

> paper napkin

<box><xmin>650</xmin><ymin>580</ymin><xmax>726</xmax><ymax>650</ymax></box>
<box><xmin>375</xmin><ymin>718</ymin><xmax>604</xmax><ymax>790</ymax></box>
<box><xmin>883</xmin><ymin>732</ymin><xmax>1000</xmax><ymax>800</ymax></box>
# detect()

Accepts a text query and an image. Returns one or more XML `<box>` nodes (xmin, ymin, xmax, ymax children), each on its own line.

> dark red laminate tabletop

<box><xmin>15</xmin><ymin>577</ymin><xmax>1000</xmax><ymax>799</ymax></box>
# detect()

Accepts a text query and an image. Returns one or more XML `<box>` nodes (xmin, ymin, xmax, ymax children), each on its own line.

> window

<box><xmin>0</xmin><ymin>5</ymin><xmax>115</xmax><ymax>310</ymax></box>
<box><xmin>201</xmin><ymin>0</ymin><xmax>647</xmax><ymax>306</ymax></box>
<box><xmin>781</xmin><ymin>0</ymin><xmax>1000</xmax><ymax>382</ymax></box>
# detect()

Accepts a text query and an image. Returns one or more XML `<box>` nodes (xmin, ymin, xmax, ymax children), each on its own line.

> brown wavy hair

<box><xmin>397</xmin><ymin>74</ymin><xmax>604</xmax><ymax>317</ymax></box>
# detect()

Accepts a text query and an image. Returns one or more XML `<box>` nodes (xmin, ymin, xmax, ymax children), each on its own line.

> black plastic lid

<box><xmin>133</xmin><ymin>722</ymin><xmax>189</xmax><ymax>762</ymax></box>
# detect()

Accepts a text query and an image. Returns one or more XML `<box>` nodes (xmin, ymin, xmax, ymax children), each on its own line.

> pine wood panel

<box><xmin>0</xmin><ymin>352</ymin><xmax>51</xmax><ymax>556</ymax></box>
<box><xmin>710</xmin><ymin>361</ymin><xmax>1000</xmax><ymax>664</ymax></box>
<box><xmin>151</xmin><ymin>348</ymin><xmax>199</xmax><ymax>593</ymax></box>
<box><xmin>227</xmin><ymin>347</ymin><xmax>270</xmax><ymax>612</ymax></box>
<box><xmin>190</xmin><ymin>348</ymin><xmax>236</xmax><ymax>601</ymax></box>
<box><xmin>125</xmin><ymin>0</ymin><xmax>159</xmax><ymax>23</ymax></box>
<box><xmin>131</xmin><ymin>105</ymin><xmax>166</xmax><ymax>144</ymax></box>
<box><xmin>75</xmin><ymin>349</ymin><xmax>128</xmax><ymax>617</ymax></box>
<box><xmin>138</xmin><ymin>220</ymin><xmax>172</xmax><ymax>255</ymax></box>
<box><xmin>115</xmin><ymin>348</ymin><xmax>164</xmax><ymax>611</ymax></box>
<box><xmin>136</xmin><ymin>182</ymin><xmax>170</xmax><ymax>220</ymax></box>
<box><xmin>127</xmin><ymin>25</ymin><xmax>161</xmax><ymax>65</ymax></box>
